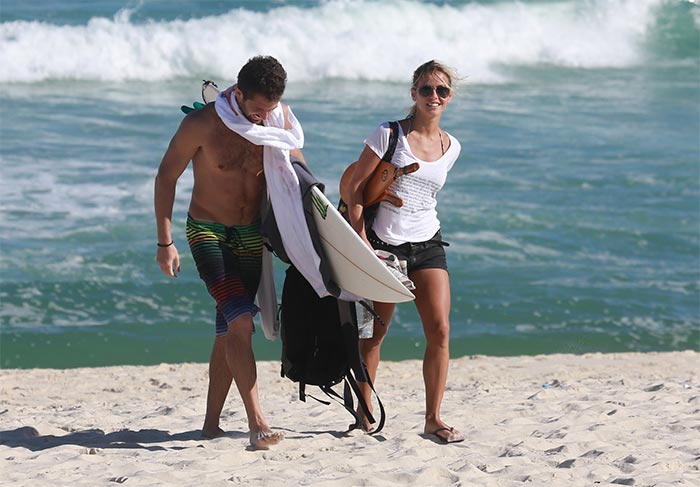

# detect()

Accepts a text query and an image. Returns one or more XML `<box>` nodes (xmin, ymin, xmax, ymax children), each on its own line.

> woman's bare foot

<box><xmin>423</xmin><ymin>424</ymin><xmax>464</xmax><ymax>444</ymax></box>
<box><xmin>348</xmin><ymin>409</ymin><xmax>375</xmax><ymax>434</ymax></box>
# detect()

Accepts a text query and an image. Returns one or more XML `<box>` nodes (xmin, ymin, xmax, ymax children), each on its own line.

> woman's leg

<box><xmin>357</xmin><ymin>301</ymin><xmax>395</xmax><ymax>429</ymax></box>
<box><xmin>411</xmin><ymin>267</ymin><xmax>462</xmax><ymax>441</ymax></box>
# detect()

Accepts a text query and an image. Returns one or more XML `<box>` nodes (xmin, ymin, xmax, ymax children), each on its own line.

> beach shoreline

<box><xmin>1</xmin><ymin>351</ymin><xmax>698</xmax><ymax>486</ymax></box>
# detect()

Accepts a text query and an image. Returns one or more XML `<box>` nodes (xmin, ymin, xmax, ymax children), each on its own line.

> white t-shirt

<box><xmin>364</xmin><ymin>121</ymin><xmax>461</xmax><ymax>245</ymax></box>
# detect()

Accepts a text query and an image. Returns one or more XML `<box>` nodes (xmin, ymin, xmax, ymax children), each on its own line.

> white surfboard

<box><xmin>309</xmin><ymin>186</ymin><xmax>414</xmax><ymax>303</ymax></box>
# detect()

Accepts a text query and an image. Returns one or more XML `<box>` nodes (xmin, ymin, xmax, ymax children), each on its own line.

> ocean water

<box><xmin>1</xmin><ymin>0</ymin><xmax>698</xmax><ymax>368</ymax></box>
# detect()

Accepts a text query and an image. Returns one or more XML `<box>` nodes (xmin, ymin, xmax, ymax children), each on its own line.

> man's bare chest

<box><xmin>206</xmin><ymin>131</ymin><xmax>263</xmax><ymax>173</ymax></box>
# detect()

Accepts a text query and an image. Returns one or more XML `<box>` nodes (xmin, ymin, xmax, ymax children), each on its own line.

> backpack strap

<box><xmin>366</xmin><ymin>373</ymin><xmax>386</xmax><ymax>435</ymax></box>
<box><xmin>344</xmin><ymin>370</ymin><xmax>386</xmax><ymax>435</ymax></box>
<box><xmin>302</xmin><ymin>383</ymin><xmax>332</xmax><ymax>406</ymax></box>
<box><xmin>382</xmin><ymin>121</ymin><xmax>400</xmax><ymax>163</ymax></box>
<box><xmin>319</xmin><ymin>381</ymin><xmax>371</xmax><ymax>426</ymax></box>
<box><xmin>357</xmin><ymin>121</ymin><xmax>401</xmax><ymax>226</ymax></box>
<box><xmin>336</xmin><ymin>120</ymin><xmax>401</xmax><ymax>219</ymax></box>
<box><xmin>357</xmin><ymin>299</ymin><xmax>386</xmax><ymax>327</ymax></box>
<box><xmin>336</xmin><ymin>300</ymin><xmax>387</xmax><ymax>435</ymax></box>
<box><xmin>338</xmin><ymin>301</ymin><xmax>367</xmax><ymax>381</ymax></box>
<box><xmin>318</xmin><ymin>374</ymin><xmax>386</xmax><ymax>435</ymax></box>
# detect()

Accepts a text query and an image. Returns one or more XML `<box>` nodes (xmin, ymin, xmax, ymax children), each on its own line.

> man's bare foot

<box><xmin>201</xmin><ymin>426</ymin><xmax>226</xmax><ymax>439</ymax></box>
<box><xmin>249</xmin><ymin>430</ymin><xmax>284</xmax><ymax>450</ymax></box>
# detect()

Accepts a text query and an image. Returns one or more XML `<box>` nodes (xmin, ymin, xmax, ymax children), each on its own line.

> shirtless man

<box><xmin>154</xmin><ymin>56</ymin><xmax>303</xmax><ymax>449</ymax></box>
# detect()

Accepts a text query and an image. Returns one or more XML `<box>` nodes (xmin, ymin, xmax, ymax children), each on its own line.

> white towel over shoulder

<box><xmin>214</xmin><ymin>87</ymin><xmax>329</xmax><ymax>338</ymax></box>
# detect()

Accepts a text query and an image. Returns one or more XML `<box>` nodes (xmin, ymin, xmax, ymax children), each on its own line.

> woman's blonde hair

<box><xmin>407</xmin><ymin>60</ymin><xmax>457</xmax><ymax>118</ymax></box>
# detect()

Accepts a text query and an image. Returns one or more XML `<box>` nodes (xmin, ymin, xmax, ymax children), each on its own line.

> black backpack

<box><xmin>280</xmin><ymin>266</ymin><xmax>385</xmax><ymax>433</ymax></box>
<box><xmin>261</xmin><ymin>160</ymin><xmax>385</xmax><ymax>434</ymax></box>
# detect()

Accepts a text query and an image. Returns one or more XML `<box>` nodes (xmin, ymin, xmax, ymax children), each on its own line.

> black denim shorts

<box><xmin>367</xmin><ymin>229</ymin><xmax>449</xmax><ymax>273</ymax></box>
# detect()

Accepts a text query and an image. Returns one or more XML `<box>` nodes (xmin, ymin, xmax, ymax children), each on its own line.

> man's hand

<box><xmin>157</xmin><ymin>245</ymin><xmax>180</xmax><ymax>278</ymax></box>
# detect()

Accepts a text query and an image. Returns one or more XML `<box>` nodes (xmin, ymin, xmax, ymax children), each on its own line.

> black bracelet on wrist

<box><xmin>157</xmin><ymin>241</ymin><xmax>174</xmax><ymax>248</ymax></box>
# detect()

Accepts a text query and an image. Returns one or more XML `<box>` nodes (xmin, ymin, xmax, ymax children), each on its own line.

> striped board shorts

<box><xmin>186</xmin><ymin>214</ymin><xmax>263</xmax><ymax>336</ymax></box>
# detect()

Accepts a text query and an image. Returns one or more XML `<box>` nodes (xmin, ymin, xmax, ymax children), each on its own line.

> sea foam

<box><xmin>0</xmin><ymin>0</ymin><xmax>689</xmax><ymax>83</ymax></box>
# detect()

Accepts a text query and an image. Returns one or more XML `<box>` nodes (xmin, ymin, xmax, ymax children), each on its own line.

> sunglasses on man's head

<box><xmin>417</xmin><ymin>85</ymin><xmax>451</xmax><ymax>99</ymax></box>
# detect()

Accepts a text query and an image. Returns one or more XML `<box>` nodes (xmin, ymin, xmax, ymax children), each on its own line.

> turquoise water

<box><xmin>1</xmin><ymin>0</ymin><xmax>698</xmax><ymax>368</ymax></box>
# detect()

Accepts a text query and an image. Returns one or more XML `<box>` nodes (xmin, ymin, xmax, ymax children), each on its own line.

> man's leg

<box><xmin>224</xmin><ymin>314</ymin><xmax>283</xmax><ymax>449</ymax></box>
<box><xmin>201</xmin><ymin>335</ymin><xmax>233</xmax><ymax>438</ymax></box>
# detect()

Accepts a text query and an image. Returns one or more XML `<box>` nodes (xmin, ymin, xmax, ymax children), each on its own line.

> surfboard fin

<box><xmin>202</xmin><ymin>80</ymin><xmax>220</xmax><ymax>103</ymax></box>
<box><xmin>180</xmin><ymin>101</ymin><xmax>206</xmax><ymax>114</ymax></box>
<box><xmin>180</xmin><ymin>80</ymin><xmax>220</xmax><ymax>114</ymax></box>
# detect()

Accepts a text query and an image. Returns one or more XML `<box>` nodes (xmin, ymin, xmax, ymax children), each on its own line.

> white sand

<box><xmin>1</xmin><ymin>351</ymin><xmax>698</xmax><ymax>486</ymax></box>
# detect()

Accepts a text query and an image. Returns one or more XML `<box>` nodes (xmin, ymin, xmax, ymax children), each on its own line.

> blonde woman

<box><xmin>345</xmin><ymin>60</ymin><xmax>464</xmax><ymax>443</ymax></box>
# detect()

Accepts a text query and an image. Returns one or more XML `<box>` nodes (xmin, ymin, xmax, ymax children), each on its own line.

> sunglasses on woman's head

<box><xmin>417</xmin><ymin>85</ymin><xmax>451</xmax><ymax>99</ymax></box>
